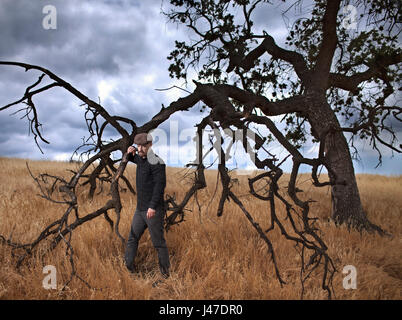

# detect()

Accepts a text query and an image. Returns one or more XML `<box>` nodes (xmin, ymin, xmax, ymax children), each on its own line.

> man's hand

<box><xmin>127</xmin><ymin>146</ymin><xmax>136</xmax><ymax>155</ymax></box>
<box><xmin>147</xmin><ymin>208</ymin><xmax>156</xmax><ymax>219</ymax></box>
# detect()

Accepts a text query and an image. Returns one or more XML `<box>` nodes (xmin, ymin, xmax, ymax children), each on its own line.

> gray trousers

<box><xmin>124</xmin><ymin>207</ymin><xmax>170</xmax><ymax>274</ymax></box>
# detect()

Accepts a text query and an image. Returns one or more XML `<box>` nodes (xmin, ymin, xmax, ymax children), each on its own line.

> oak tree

<box><xmin>164</xmin><ymin>0</ymin><xmax>401</xmax><ymax>231</ymax></box>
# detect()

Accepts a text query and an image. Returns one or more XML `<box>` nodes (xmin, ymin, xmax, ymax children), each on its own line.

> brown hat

<box><xmin>134</xmin><ymin>133</ymin><xmax>152</xmax><ymax>145</ymax></box>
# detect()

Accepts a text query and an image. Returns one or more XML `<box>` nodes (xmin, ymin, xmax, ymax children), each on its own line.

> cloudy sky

<box><xmin>0</xmin><ymin>0</ymin><xmax>400</xmax><ymax>174</ymax></box>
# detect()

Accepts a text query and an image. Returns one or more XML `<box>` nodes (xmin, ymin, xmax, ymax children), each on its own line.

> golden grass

<box><xmin>0</xmin><ymin>157</ymin><xmax>401</xmax><ymax>300</ymax></box>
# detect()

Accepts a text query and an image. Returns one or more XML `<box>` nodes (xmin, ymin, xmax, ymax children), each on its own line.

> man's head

<box><xmin>134</xmin><ymin>133</ymin><xmax>153</xmax><ymax>158</ymax></box>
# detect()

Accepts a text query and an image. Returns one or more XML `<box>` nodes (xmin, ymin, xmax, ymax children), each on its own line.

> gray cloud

<box><xmin>0</xmin><ymin>0</ymin><xmax>400</xmax><ymax>174</ymax></box>
<box><xmin>0</xmin><ymin>0</ymin><xmax>151</xmax><ymax>75</ymax></box>
<box><xmin>0</xmin><ymin>0</ymin><xmax>182</xmax><ymax>161</ymax></box>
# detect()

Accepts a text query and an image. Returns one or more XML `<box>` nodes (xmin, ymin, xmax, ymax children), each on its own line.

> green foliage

<box><xmin>165</xmin><ymin>0</ymin><xmax>401</xmax><ymax>154</ymax></box>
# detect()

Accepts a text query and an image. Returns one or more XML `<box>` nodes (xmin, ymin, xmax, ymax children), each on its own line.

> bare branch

<box><xmin>313</xmin><ymin>0</ymin><xmax>341</xmax><ymax>79</ymax></box>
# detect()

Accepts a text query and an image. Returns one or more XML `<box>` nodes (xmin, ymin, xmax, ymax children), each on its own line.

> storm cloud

<box><xmin>0</xmin><ymin>0</ymin><xmax>400</xmax><ymax>174</ymax></box>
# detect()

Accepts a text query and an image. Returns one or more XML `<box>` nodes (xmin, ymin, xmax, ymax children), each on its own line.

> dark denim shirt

<box><xmin>128</xmin><ymin>150</ymin><xmax>166</xmax><ymax>211</ymax></box>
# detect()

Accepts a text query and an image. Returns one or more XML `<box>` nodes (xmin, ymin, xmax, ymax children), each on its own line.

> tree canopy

<box><xmin>165</xmin><ymin>0</ymin><xmax>401</xmax><ymax>161</ymax></box>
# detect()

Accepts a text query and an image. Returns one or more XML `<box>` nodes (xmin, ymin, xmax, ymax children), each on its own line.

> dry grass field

<box><xmin>0</xmin><ymin>157</ymin><xmax>401</xmax><ymax>300</ymax></box>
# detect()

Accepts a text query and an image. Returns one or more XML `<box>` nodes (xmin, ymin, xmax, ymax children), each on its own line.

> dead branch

<box><xmin>0</xmin><ymin>61</ymin><xmax>337</xmax><ymax>298</ymax></box>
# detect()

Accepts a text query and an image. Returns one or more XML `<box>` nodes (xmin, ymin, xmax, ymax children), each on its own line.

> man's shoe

<box><xmin>161</xmin><ymin>269</ymin><xmax>170</xmax><ymax>279</ymax></box>
<box><xmin>159</xmin><ymin>265</ymin><xmax>170</xmax><ymax>279</ymax></box>
<box><xmin>152</xmin><ymin>280</ymin><xmax>164</xmax><ymax>287</ymax></box>
<box><xmin>126</xmin><ymin>264</ymin><xmax>135</xmax><ymax>274</ymax></box>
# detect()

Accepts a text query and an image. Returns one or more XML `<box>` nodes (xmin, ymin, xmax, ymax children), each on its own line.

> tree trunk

<box><xmin>325</xmin><ymin>129</ymin><xmax>374</xmax><ymax>230</ymax></box>
<box><xmin>306</xmin><ymin>92</ymin><xmax>385</xmax><ymax>234</ymax></box>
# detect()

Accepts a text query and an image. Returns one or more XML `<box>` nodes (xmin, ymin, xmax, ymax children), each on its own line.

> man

<box><xmin>124</xmin><ymin>132</ymin><xmax>170</xmax><ymax>278</ymax></box>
